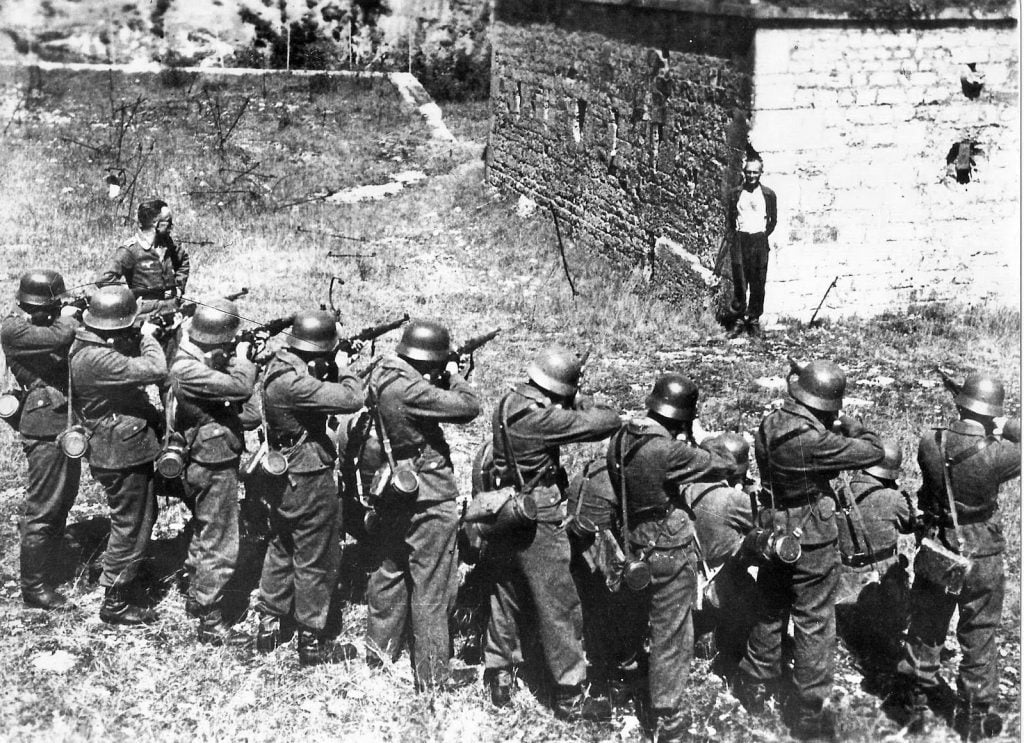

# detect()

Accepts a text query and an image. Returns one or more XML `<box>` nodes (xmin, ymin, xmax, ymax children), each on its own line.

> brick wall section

<box><xmin>747</xmin><ymin>23</ymin><xmax>1019</xmax><ymax>321</ymax></box>
<box><xmin>487</xmin><ymin>3</ymin><xmax>753</xmax><ymax>302</ymax></box>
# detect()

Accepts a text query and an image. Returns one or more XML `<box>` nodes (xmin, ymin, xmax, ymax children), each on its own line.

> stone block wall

<box><xmin>751</xmin><ymin>23</ymin><xmax>1020</xmax><ymax>321</ymax></box>
<box><xmin>487</xmin><ymin>2</ymin><xmax>754</xmax><ymax>301</ymax></box>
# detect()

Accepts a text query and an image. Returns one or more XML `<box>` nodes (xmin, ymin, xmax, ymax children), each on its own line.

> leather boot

<box><xmin>184</xmin><ymin>596</ymin><xmax>202</xmax><ymax>618</ymax></box>
<box><xmin>487</xmin><ymin>668</ymin><xmax>514</xmax><ymax>708</ymax></box>
<box><xmin>255</xmin><ymin>612</ymin><xmax>294</xmax><ymax>653</ymax></box>
<box><xmin>552</xmin><ymin>685</ymin><xmax>612</xmax><ymax>722</ymax></box>
<box><xmin>197</xmin><ymin>606</ymin><xmax>250</xmax><ymax>647</ymax></box>
<box><xmin>21</xmin><ymin>539</ymin><xmax>66</xmax><ymax>609</ymax></box>
<box><xmin>99</xmin><ymin>585</ymin><xmax>158</xmax><ymax>626</ymax></box>
<box><xmin>954</xmin><ymin>701</ymin><xmax>1003</xmax><ymax>741</ymax></box>
<box><xmin>733</xmin><ymin>674</ymin><xmax>771</xmax><ymax>716</ymax></box>
<box><xmin>23</xmin><ymin>585</ymin><xmax>68</xmax><ymax>610</ymax></box>
<box><xmin>790</xmin><ymin>702</ymin><xmax>837</xmax><ymax>743</ymax></box>
<box><xmin>296</xmin><ymin>628</ymin><xmax>359</xmax><ymax>667</ymax></box>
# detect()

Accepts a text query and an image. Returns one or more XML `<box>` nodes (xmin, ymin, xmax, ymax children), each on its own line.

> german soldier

<box><xmin>606</xmin><ymin>375</ymin><xmax>734</xmax><ymax>742</ymax></box>
<box><xmin>736</xmin><ymin>360</ymin><xmax>884</xmax><ymax>741</ymax></box>
<box><xmin>893</xmin><ymin>373</ymin><xmax>1020</xmax><ymax>740</ymax></box>
<box><xmin>1</xmin><ymin>270</ymin><xmax>82</xmax><ymax>609</ymax></box>
<box><xmin>834</xmin><ymin>441</ymin><xmax>915</xmax><ymax>676</ymax></box>
<box><xmin>70</xmin><ymin>286</ymin><xmax>167</xmax><ymax>624</ymax></box>
<box><xmin>168</xmin><ymin>299</ymin><xmax>256</xmax><ymax>645</ymax></box>
<box><xmin>253</xmin><ymin>310</ymin><xmax>364</xmax><ymax>666</ymax></box>
<box><xmin>95</xmin><ymin>199</ymin><xmax>189</xmax><ymax>320</ymax></box>
<box><xmin>364</xmin><ymin>320</ymin><xmax>480</xmax><ymax>690</ymax></box>
<box><xmin>483</xmin><ymin>347</ymin><xmax>620</xmax><ymax>721</ymax></box>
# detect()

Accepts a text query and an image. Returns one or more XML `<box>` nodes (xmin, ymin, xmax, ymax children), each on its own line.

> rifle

<box><xmin>150</xmin><ymin>288</ymin><xmax>250</xmax><ymax>338</ymax></box>
<box><xmin>808</xmin><ymin>276</ymin><xmax>839</xmax><ymax>327</ymax></box>
<box><xmin>338</xmin><ymin>313</ymin><xmax>409</xmax><ymax>355</ymax></box>
<box><xmin>935</xmin><ymin>367</ymin><xmax>962</xmax><ymax>396</ymax></box>
<box><xmin>179</xmin><ymin>288</ymin><xmax>250</xmax><ymax>318</ymax></box>
<box><xmin>239</xmin><ymin>314</ymin><xmax>296</xmax><ymax>360</ymax></box>
<box><xmin>451</xmin><ymin>328</ymin><xmax>500</xmax><ymax>380</ymax></box>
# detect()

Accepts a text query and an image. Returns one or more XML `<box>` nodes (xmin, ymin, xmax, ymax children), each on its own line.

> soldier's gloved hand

<box><xmin>444</xmin><ymin>360</ymin><xmax>461</xmax><ymax>379</ymax></box>
<box><xmin>60</xmin><ymin>304</ymin><xmax>82</xmax><ymax>319</ymax></box>
<box><xmin>836</xmin><ymin>415</ymin><xmax>865</xmax><ymax>437</ymax></box>
<box><xmin>457</xmin><ymin>353</ymin><xmax>473</xmax><ymax>377</ymax></box>
<box><xmin>1002</xmin><ymin>418</ymin><xmax>1021</xmax><ymax>443</ymax></box>
<box><xmin>139</xmin><ymin>320</ymin><xmax>161</xmax><ymax>337</ymax></box>
<box><xmin>235</xmin><ymin>341</ymin><xmax>252</xmax><ymax>360</ymax></box>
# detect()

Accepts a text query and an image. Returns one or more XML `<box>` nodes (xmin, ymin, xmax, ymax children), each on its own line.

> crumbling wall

<box><xmin>487</xmin><ymin>1</ymin><xmax>754</xmax><ymax>303</ymax></box>
<box><xmin>751</xmin><ymin>22</ymin><xmax>1020</xmax><ymax>321</ymax></box>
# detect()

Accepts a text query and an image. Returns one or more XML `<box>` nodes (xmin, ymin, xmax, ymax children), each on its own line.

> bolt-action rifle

<box><xmin>338</xmin><ymin>313</ymin><xmax>409</xmax><ymax>355</ymax></box>
<box><xmin>935</xmin><ymin>366</ymin><xmax>962</xmax><ymax>396</ymax></box>
<box><xmin>238</xmin><ymin>314</ymin><xmax>296</xmax><ymax>361</ymax></box>
<box><xmin>451</xmin><ymin>328</ymin><xmax>500</xmax><ymax>380</ymax></box>
<box><xmin>149</xmin><ymin>288</ymin><xmax>250</xmax><ymax>339</ymax></box>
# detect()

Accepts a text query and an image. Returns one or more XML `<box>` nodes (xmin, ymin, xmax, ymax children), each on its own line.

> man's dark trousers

<box><xmin>898</xmin><ymin>551</ymin><xmax>1004</xmax><ymax>705</ymax></box>
<box><xmin>730</xmin><ymin>232</ymin><xmax>769</xmax><ymax>322</ymax></box>
<box><xmin>21</xmin><ymin>438</ymin><xmax>81</xmax><ymax>591</ymax></box>
<box><xmin>366</xmin><ymin>499</ymin><xmax>459</xmax><ymax>687</ymax></box>
<box><xmin>257</xmin><ymin>470</ymin><xmax>340</xmax><ymax>631</ymax></box>
<box><xmin>484</xmin><ymin>522</ymin><xmax>588</xmax><ymax>688</ymax></box>
<box><xmin>183</xmin><ymin>462</ymin><xmax>239</xmax><ymax>608</ymax></box>
<box><xmin>740</xmin><ymin>541</ymin><xmax>840</xmax><ymax>715</ymax></box>
<box><xmin>91</xmin><ymin>464</ymin><xmax>158</xmax><ymax>588</ymax></box>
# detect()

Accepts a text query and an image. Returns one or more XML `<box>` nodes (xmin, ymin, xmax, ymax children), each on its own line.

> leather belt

<box><xmin>632</xmin><ymin>505</ymin><xmax>673</xmax><ymax>524</ymax></box>
<box><xmin>392</xmin><ymin>444</ymin><xmax>425</xmax><ymax>461</ymax></box>
<box><xmin>270</xmin><ymin>431</ymin><xmax>305</xmax><ymax>448</ymax></box>
<box><xmin>134</xmin><ymin>288</ymin><xmax>174</xmax><ymax>300</ymax></box>
<box><xmin>842</xmin><ymin>544</ymin><xmax>897</xmax><ymax>568</ymax></box>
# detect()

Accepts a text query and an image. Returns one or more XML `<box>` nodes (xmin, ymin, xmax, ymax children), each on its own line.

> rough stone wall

<box><xmin>746</xmin><ymin>23</ymin><xmax>1019</xmax><ymax>321</ymax></box>
<box><xmin>487</xmin><ymin>2</ymin><xmax>753</xmax><ymax>301</ymax></box>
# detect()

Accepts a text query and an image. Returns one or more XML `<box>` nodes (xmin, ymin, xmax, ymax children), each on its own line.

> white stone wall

<box><xmin>748</xmin><ymin>25</ymin><xmax>1019</xmax><ymax>322</ymax></box>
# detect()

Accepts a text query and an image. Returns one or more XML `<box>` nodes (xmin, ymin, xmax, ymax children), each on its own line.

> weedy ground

<box><xmin>0</xmin><ymin>66</ymin><xmax>1018</xmax><ymax>742</ymax></box>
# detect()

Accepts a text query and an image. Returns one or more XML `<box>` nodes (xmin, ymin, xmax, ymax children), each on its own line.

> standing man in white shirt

<box><xmin>725</xmin><ymin>157</ymin><xmax>777</xmax><ymax>338</ymax></box>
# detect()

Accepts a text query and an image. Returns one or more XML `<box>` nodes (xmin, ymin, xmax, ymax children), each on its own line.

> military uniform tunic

<box><xmin>740</xmin><ymin>399</ymin><xmax>883</xmax><ymax>718</ymax></box>
<box><xmin>606</xmin><ymin>418</ymin><xmax>733</xmax><ymax>731</ymax></box>
<box><xmin>169</xmin><ymin>339</ymin><xmax>257</xmax><ymax>610</ymax></box>
<box><xmin>482</xmin><ymin>384</ymin><xmax>620</xmax><ymax>690</ymax></box>
<box><xmin>897</xmin><ymin>419</ymin><xmax>1020</xmax><ymax>707</ymax></box>
<box><xmin>0</xmin><ymin>310</ymin><xmax>81</xmax><ymax>593</ymax></box>
<box><xmin>70</xmin><ymin>330</ymin><xmax>167</xmax><ymax>588</ymax></box>
<box><xmin>254</xmin><ymin>349</ymin><xmax>364</xmax><ymax>632</ymax></box>
<box><xmin>365</xmin><ymin>355</ymin><xmax>480</xmax><ymax>687</ymax></box>
<box><xmin>95</xmin><ymin>233</ymin><xmax>189</xmax><ymax>318</ymax></box>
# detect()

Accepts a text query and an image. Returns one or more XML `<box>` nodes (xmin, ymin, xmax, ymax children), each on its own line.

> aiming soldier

<box><xmin>483</xmin><ymin>347</ymin><xmax>620</xmax><ymax>721</ymax></box>
<box><xmin>606</xmin><ymin>374</ymin><xmax>734</xmax><ymax>742</ymax></box>
<box><xmin>70</xmin><ymin>286</ymin><xmax>167</xmax><ymax>625</ymax></box>
<box><xmin>364</xmin><ymin>320</ymin><xmax>480</xmax><ymax>690</ymax></box>
<box><xmin>1</xmin><ymin>270</ymin><xmax>82</xmax><ymax>609</ymax></box>
<box><xmin>253</xmin><ymin>310</ymin><xmax>364</xmax><ymax>666</ymax></box>
<box><xmin>168</xmin><ymin>299</ymin><xmax>257</xmax><ymax>646</ymax></box>
<box><xmin>735</xmin><ymin>360</ymin><xmax>883</xmax><ymax>741</ymax></box>
<box><xmin>893</xmin><ymin>373</ymin><xmax>1020</xmax><ymax>741</ymax></box>
<box><xmin>96</xmin><ymin>199</ymin><xmax>189</xmax><ymax>320</ymax></box>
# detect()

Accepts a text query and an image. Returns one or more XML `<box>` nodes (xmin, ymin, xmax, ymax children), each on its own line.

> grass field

<box><xmin>0</xmin><ymin>65</ymin><xmax>1019</xmax><ymax>742</ymax></box>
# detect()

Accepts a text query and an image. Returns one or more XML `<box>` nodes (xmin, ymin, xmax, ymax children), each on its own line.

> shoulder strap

<box><xmin>368</xmin><ymin>378</ymin><xmax>401</xmax><ymax>472</ymax></box>
<box><xmin>613</xmin><ymin>428</ymin><xmax>633</xmax><ymax>556</ymax></box>
<box><xmin>688</xmin><ymin>482</ymin><xmax>722</xmax><ymax>511</ymax></box>
<box><xmin>836</xmin><ymin>472</ymin><xmax>876</xmax><ymax>559</ymax></box>
<box><xmin>938</xmin><ymin>429</ymin><xmax>965</xmax><ymax>553</ymax></box>
<box><xmin>947</xmin><ymin>435</ymin><xmax>994</xmax><ymax>467</ymax></box>
<box><xmin>498</xmin><ymin>392</ymin><xmax>547</xmax><ymax>492</ymax></box>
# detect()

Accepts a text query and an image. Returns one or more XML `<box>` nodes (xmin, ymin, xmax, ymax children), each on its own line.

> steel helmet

<box><xmin>788</xmin><ymin>360</ymin><xmax>846</xmax><ymax>413</ymax></box>
<box><xmin>956</xmin><ymin>372</ymin><xmax>1004</xmax><ymax>418</ymax></box>
<box><xmin>527</xmin><ymin>346</ymin><xmax>583</xmax><ymax>398</ymax></box>
<box><xmin>701</xmin><ymin>432</ymin><xmax>750</xmax><ymax>480</ymax></box>
<box><xmin>188</xmin><ymin>299</ymin><xmax>241</xmax><ymax>345</ymax></box>
<box><xmin>396</xmin><ymin>320</ymin><xmax>452</xmax><ymax>363</ymax></box>
<box><xmin>17</xmin><ymin>269</ymin><xmax>66</xmax><ymax>308</ymax></box>
<box><xmin>645</xmin><ymin>373</ymin><xmax>698</xmax><ymax>422</ymax></box>
<box><xmin>83</xmin><ymin>286</ymin><xmax>138</xmax><ymax>331</ymax></box>
<box><xmin>288</xmin><ymin>310</ymin><xmax>340</xmax><ymax>354</ymax></box>
<box><xmin>865</xmin><ymin>440</ymin><xmax>902</xmax><ymax>480</ymax></box>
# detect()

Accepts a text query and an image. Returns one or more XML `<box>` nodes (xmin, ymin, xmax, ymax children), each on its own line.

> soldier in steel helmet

<box><xmin>95</xmin><ymin>199</ymin><xmax>189</xmax><ymax>320</ymax></box>
<box><xmin>0</xmin><ymin>270</ymin><xmax>83</xmax><ymax>609</ymax></box>
<box><xmin>168</xmin><ymin>299</ymin><xmax>257</xmax><ymax>646</ymax></box>
<box><xmin>735</xmin><ymin>359</ymin><xmax>884</xmax><ymax>741</ymax></box>
<box><xmin>483</xmin><ymin>346</ymin><xmax>620</xmax><ymax>721</ymax></box>
<box><xmin>70</xmin><ymin>286</ymin><xmax>167</xmax><ymax>625</ymax></box>
<box><xmin>252</xmin><ymin>310</ymin><xmax>364</xmax><ymax>666</ymax></box>
<box><xmin>834</xmin><ymin>440</ymin><xmax>916</xmax><ymax>680</ymax></box>
<box><xmin>892</xmin><ymin>372</ymin><xmax>1020</xmax><ymax>741</ymax></box>
<box><xmin>605</xmin><ymin>374</ymin><xmax>734</xmax><ymax>742</ymax></box>
<box><xmin>364</xmin><ymin>319</ymin><xmax>481</xmax><ymax>690</ymax></box>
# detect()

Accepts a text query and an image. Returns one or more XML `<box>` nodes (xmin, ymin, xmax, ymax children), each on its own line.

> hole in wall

<box><xmin>573</xmin><ymin>99</ymin><xmax>587</xmax><ymax>144</ymax></box>
<box><xmin>651</xmin><ymin>122</ymin><xmax>663</xmax><ymax>166</ymax></box>
<box><xmin>960</xmin><ymin>63</ymin><xmax>985</xmax><ymax>99</ymax></box>
<box><xmin>512</xmin><ymin>82</ymin><xmax>522</xmax><ymax>115</ymax></box>
<box><xmin>946</xmin><ymin>139</ymin><xmax>982</xmax><ymax>184</ymax></box>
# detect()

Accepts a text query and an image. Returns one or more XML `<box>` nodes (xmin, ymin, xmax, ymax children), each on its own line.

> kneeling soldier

<box><xmin>253</xmin><ymin>310</ymin><xmax>364</xmax><ymax>666</ymax></box>
<box><xmin>607</xmin><ymin>374</ymin><xmax>734</xmax><ymax>742</ymax></box>
<box><xmin>71</xmin><ymin>286</ymin><xmax>167</xmax><ymax>624</ymax></box>
<box><xmin>169</xmin><ymin>299</ymin><xmax>257</xmax><ymax>645</ymax></box>
<box><xmin>1</xmin><ymin>270</ymin><xmax>82</xmax><ymax>609</ymax></box>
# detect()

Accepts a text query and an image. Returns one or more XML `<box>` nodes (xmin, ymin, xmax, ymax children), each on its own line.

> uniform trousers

<box><xmin>256</xmin><ymin>469</ymin><xmax>340</xmax><ymax>631</ymax></box>
<box><xmin>20</xmin><ymin>437</ymin><xmax>81</xmax><ymax>590</ymax></box>
<box><xmin>182</xmin><ymin>462</ymin><xmax>240</xmax><ymax>609</ymax></box>
<box><xmin>366</xmin><ymin>498</ymin><xmax>459</xmax><ymax>687</ymax></box>
<box><xmin>91</xmin><ymin>463</ymin><xmax>158</xmax><ymax>588</ymax></box>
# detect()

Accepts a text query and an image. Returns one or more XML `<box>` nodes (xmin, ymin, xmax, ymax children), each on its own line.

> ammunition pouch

<box><xmin>915</xmin><ymin>536</ymin><xmax>971</xmax><ymax>596</ymax></box>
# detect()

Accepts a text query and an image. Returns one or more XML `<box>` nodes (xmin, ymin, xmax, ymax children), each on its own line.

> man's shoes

<box><xmin>99</xmin><ymin>586</ymin><xmax>158</xmax><ymax>626</ymax></box>
<box><xmin>197</xmin><ymin>606</ymin><xmax>250</xmax><ymax>647</ymax></box>
<box><xmin>22</xmin><ymin>585</ymin><xmax>68</xmax><ymax>610</ymax></box>
<box><xmin>255</xmin><ymin>612</ymin><xmax>295</xmax><ymax>653</ymax></box>
<box><xmin>488</xmin><ymin>668</ymin><xmax>514</xmax><ymax>708</ymax></box>
<box><xmin>553</xmin><ymin>685</ymin><xmax>612</xmax><ymax>722</ymax></box>
<box><xmin>733</xmin><ymin>674</ymin><xmax>771</xmax><ymax>716</ymax></box>
<box><xmin>297</xmin><ymin>629</ymin><xmax>359</xmax><ymax>667</ymax></box>
<box><xmin>954</xmin><ymin>702</ymin><xmax>1003</xmax><ymax>741</ymax></box>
